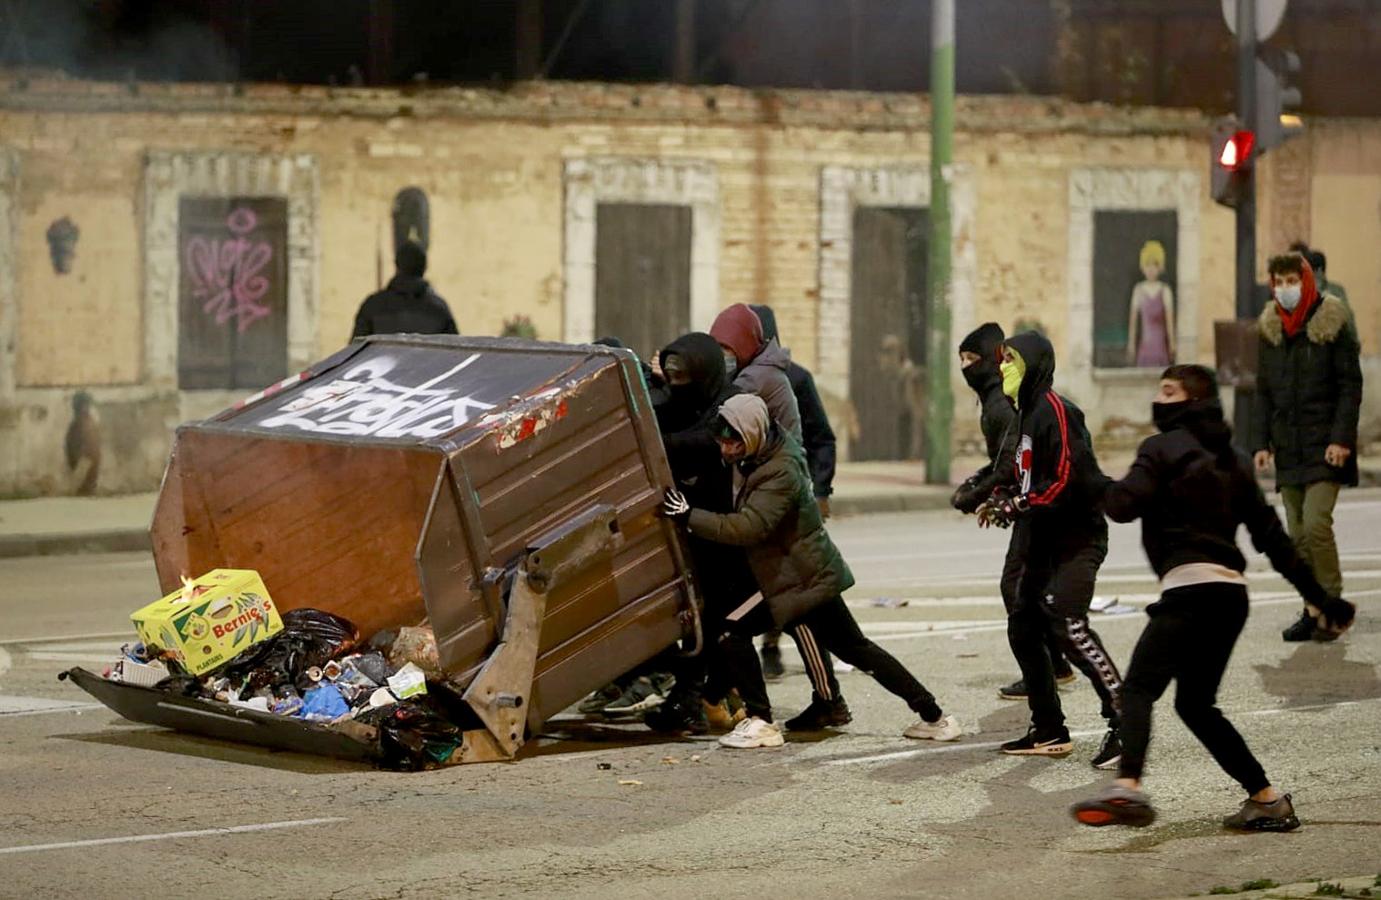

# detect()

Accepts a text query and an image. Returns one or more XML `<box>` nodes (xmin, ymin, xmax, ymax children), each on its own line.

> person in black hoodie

<box><xmin>1072</xmin><ymin>365</ymin><xmax>1355</xmax><ymax>830</ymax></box>
<box><xmin>976</xmin><ymin>331</ymin><xmax>1124</xmax><ymax>768</ymax></box>
<box><xmin>351</xmin><ymin>242</ymin><xmax>458</xmax><ymax>338</ymax></box>
<box><xmin>640</xmin><ymin>332</ymin><xmax>773</xmax><ymax>734</ymax></box>
<box><xmin>748</xmin><ymin>305</ymin><xmax>843</xmax><ymax>708</ymax></box>
<box><xmin>951</xmin><ymin>322</ymin><xmax>1077</xmax><ymax>699</ymax></box>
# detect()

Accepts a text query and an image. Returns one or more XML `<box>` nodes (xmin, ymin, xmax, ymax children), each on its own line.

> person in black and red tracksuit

<box><xmin>951</xmin><ymin>322</ymin><xmax>1078</xmax><ymax>700</ymax></box>
<box><xmin>975</xmin><ymin>331</ymin><xmax>1124</xmax><ymax>768</ymax></box>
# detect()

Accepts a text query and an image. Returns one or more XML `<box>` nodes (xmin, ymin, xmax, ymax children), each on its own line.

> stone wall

<box><xmin>0</xmin><ymin>78</ymin><xmax>1376</xmax><ymax>495</ymax></box>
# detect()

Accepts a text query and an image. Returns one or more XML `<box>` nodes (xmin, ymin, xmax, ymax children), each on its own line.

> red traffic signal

<box><xmin>1211</xmin><ymin>118</ymin><xmax>1251</xmax><ymax>209</ymax></box>
<box><xmin>1218</xmin><ymin>130</ymin><xmax>1256</xmax><ymax>171</ymax></box>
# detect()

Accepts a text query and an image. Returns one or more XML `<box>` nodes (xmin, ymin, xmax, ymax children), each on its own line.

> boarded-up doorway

<box><xmin>177</xmin><ymin>196</ymin><xmax>289</xmax><ymax>390</ymax></box>
<box><xmin>595</xmin><ymin>203</ymin><xmax>692</xmax><ymax>360</ymax></box>
<box><xmin>849</xmin><ymin>206</ymin><xmax>928</xmax><ymax>461</ymax></box>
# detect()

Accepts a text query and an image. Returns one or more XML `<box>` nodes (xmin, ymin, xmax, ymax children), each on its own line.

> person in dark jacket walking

<box><xmin>1072</xmin><ymin>365</ymin><xmax>1355</xmax><ymax>830</ymax></box>
<box><xmin>350</xmin><ymin>242</ymin><xmax>458</xmax><ymax>339</ymax></box>
<box><xmin>748</xmin><ymin>304</ymin><xmax>840</xmax><ymax>690</ymax></box>
<box><xmin>951</xmin><ymin>323</ymin><xmax>1077</xmax><ymax>699</ymax></box>
<box><xmin>662</xmin><ymin>393</ymin><xmax>963</xmax><ymax>749</ymax></box>
<box><xmin>1252</xmin><ymin>253</ymin><xmax>1363</xmax><ymax>641</ymax></box>
<box><xmin>976</xmin><ymin>331</ymin><xmax>1124</xmax><ymax>768</ymax></box>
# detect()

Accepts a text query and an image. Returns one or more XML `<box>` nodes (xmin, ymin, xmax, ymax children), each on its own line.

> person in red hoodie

<box><xmin>1251</xmin><ymin>253</ymin><xmax>1362</xmax><ymax>642</ymax></box>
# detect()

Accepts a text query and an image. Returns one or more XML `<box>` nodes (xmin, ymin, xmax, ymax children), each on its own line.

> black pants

<box><xmin>760</xmin><ymin>628</ymin><xmax>842</xmax><ymax>699</ymax></box>
<box><xmin>1118</xmin><ymin>584</ymin><xmax>1269</xmax><ymax>794</ymax></box>
<box><xmin>1000</xmin><ymin>534</ymin><xmax>1072</xmax><ymax>678</ymax></box>
<box><xmin>784</xmin><ymin>596</ymin><xmax>943</xmax><ymax>721</ymax></box>
<box><xmin>1007</xmin><ymin>527</ymin><xmax>1121</xmax><ymax>731</ymax></box>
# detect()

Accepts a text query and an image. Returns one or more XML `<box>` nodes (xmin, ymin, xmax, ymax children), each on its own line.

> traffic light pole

<box><xmin>925</xmin><ymin>0</ymin><xmax>954</xmax><ymax>485</ymax></box>
<box><xmin>1234</xmin><ymin>0</ymin><xmax>1258</xmax><ymax>446</ymax></box>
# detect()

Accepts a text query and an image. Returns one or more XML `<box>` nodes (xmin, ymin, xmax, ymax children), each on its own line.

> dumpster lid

<box><xmin>209</xmin><ymin>336</ymin><xmax>623</xmax><ymax>448</ymax></box>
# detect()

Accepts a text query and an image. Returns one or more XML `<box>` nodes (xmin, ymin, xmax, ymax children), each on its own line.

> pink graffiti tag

<box><xmin>184</xmin><ymin>207</ymin><xmax>274</xmax><ymax>334</ymax></box>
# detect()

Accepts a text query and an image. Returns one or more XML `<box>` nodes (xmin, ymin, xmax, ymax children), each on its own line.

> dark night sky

<box><xmin>1</xmin><ymin>0</ymin><xmax>1378</xmax><ymax>114</ymax></box>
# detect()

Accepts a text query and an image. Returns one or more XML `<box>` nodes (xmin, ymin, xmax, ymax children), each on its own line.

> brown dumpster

<box><xmin>87</xmin><ymin>335</ymin><xmax>700</xmax><ymax>763</ymax></box>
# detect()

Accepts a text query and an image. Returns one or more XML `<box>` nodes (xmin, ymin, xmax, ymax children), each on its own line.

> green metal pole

<box><xmin>925</xmin><ymin>0</ymin><xmax>954</xmax><ymax>485</ymax></box>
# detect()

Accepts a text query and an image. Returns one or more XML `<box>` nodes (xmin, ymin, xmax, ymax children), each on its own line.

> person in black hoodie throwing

<box><xmin>976</xmin><ymin>331</ymin><xmax>1124</xmax><ymax>768</ymax></box>
<box><xmin>952</xmin><ymin>323</ymin><xmax>1077</xmax><ymax>699</ymax></box>
<box><xmin>1072</xmin><ymin>365</ymin><xmax>1354</xmax><ymax>831</ymax></box>
<box><xmin>748</xmin><ymin>304</ymin><xmax>841</xmax><ymax>695</ymax></box>
<box><xmin>351</xmin><ymin>241</ymin><xmax>458</xmax><ymax>338</ymax></box>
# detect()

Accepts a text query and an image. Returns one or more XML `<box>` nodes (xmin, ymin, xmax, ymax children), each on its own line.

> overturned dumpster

<box><xmin>65</xmin><ymin>335</ymin><xmax>701</xmax><ymax>766</ymax></box>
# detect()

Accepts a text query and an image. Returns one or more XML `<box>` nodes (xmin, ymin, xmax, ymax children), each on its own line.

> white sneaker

<box><xmin>718</xmin><ymin>716</ymin><xmax>785</xmax><ymax>749</ymax></box>
<box><xmin>903</xmin><ymin>714</ymin><xmax>963</xmax><ymax>742</ymax></box>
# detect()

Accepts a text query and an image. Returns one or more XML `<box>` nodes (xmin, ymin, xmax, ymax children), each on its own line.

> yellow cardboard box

<box><xmin>131</xmin><ymin>570</ymin><xmax>284</xmax><ymax>676</ymax></box>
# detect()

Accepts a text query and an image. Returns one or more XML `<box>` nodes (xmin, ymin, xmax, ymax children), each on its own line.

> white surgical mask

<box><xmin>1275</xmin><ymin>284</ymin><xmax>1302</xmax><ymax>311</ymax></box>
<box><xmin>723</xmin><ymin>351</ymin><xmax>738</xmax><ymax>378</ymax></box>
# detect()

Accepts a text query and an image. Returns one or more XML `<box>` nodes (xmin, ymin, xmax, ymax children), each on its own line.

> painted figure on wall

<box><xmin>1091</xmin><ymin>209</ymin><xmax>1177</xmax><ymax>370</ymax></box>
<box><xmin>1126</xmin><ymin>239</ymin><xmax>1176</xmax><ymax>367</ymax></box>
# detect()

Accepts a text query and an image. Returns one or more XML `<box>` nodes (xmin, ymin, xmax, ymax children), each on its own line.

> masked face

<box><xmin>717</xmin><ymin>435</ymin><xmax>747</xmax><ymax>464</ymax></box>
<box><xmin>1274</xmin><ymin>271</ymin><xmax>1303</xmax><ymax>311</ymax></box>
<box><xmin>722</xmin><ymin>349</ymin><xmax>739</xmax><ymax>378</ymax></box>
<box><xmin>1274</xmin><ymin>283</ymin><xmax>1303</xmax><ymax>311</ymax></box>
<box><xmin>1151</xmin><ymin>378</ymin><xmax>1191</xmax><ymax>432</ymax></box>
<box><xmin>999</xmin><ymin>348</ymin><xmax>1026</xmax><ymax>405</ymax></box>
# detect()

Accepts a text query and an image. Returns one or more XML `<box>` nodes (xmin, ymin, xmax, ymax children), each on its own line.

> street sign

<box><xmin>1222</xmin><ymin>0</ymin><xmax>1288</xmax><ymax>41</ymax></box>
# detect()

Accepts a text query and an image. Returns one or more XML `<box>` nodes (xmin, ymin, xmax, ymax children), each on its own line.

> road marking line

<box><xmin>0</xmin><ymin>703</ymin><xmax>104</xmax><ymax>717</ymax></box>
<box><xmin>0</xmin><ymin>818</ymin><xmax>348</xmax><ymax>855</ymax></box>
<box><xmin>24</xmin><ymin>652</ymin><xmax>120</xmax><ymax>663</ymax></box>
<box><xmin>821</xmin><ymin>697</ymin><xmax>1381</xmax><ymax>767</ymax></box>
<box><xmin>0</xmin><ymin>695</ymin><xmax>103</xmax><ymax>714</ymax></box>
<box><xmin>0</xmin><ymin>631</ymin><xmax>131</xmax><ymax>647</ymax></box>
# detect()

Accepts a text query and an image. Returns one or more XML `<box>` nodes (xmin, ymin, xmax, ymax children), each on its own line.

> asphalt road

<box><xmin>2</xmin><ymin>494</ymin><xmax>1380</xmax><ymax>899</ymax></box>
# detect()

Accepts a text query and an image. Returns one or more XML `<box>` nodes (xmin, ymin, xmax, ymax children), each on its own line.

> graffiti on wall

<box><xmin>184</xmin><ymin>206</ymin><xmax>275</xmax><ymax>334</ymax></box>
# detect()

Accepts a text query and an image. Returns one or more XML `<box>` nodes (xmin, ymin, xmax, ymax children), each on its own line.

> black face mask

<box><xmin>1152</xmin><ymin>398</ymin><xmax>1192</xmax><ymax>433</ymax></box>
<box><xmin>961</xmin><ymin>363</ymin><xmax>991</xmax><ymax>392</ymax></box>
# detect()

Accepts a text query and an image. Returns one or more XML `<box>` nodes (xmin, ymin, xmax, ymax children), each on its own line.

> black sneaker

<box><xmin>785</xmin><ymin>694</ymin><xmax>853</xmax><ymax>731</ymax></box>
<box><xmin>997</xmin><ymin>675</ymin><xmax>1075</xmax><ymax>700</ymax></box>
<box><xmin>1282</xmin><ymin>612</ymin><xmax>1316</xmax><ymax>642</ymax></box>
<box><xmin>997</xmin><ymin>678</ymin><xmax>1028</xmax><ymax>700</ymax></box>
<box><xmin>761</xmin><ymin>644</ymin><xmax>785</xmax><ymax>681</ymax></box>
<box><xmin>1091</xmin><ymin>726</ymin><xmax>1122</xmax><ymax>770</ymax></box>
<box><xmin>602</xmin><ymin>676</ymin><xmax>668</xmax><ymax>717</ymax></box>
<box><xmin>578</xmin><ymin>682</ymin><xmax>623</xmax><ymax>715</ymax></box>
<box><xmin>644</xmin><ymin>697</ymin><xmax>709</xmax><ymax>736</ymax></box>
<box><xmin>1071</xmin><ymin>784</ymin><xmax>1156</xmax><ymax>828</ymax></box>
<box><xmin>1223</xmin><ymin>793</ymin><xmax>1300</xmax><ymax>832</ymax></box>
<box><xmin>1001</xmin><ymin>726</ymin><xmax>1074</xmax><ymax>757</ymax></box>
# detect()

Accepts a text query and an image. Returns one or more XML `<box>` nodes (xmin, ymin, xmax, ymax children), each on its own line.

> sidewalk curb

<box><xmin>0</xmin><ymin>529</ymin><xmax>151</xmax><ymax>559</ymax></box>
<box><xmin>831</xmin><ymin>491</ymin><xmax>954</xmax><ymax>518</ymax></box>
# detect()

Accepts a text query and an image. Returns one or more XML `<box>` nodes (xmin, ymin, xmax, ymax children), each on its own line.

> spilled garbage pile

<box><xmin>68</xmin><ymin>569</ymin><xmax>474</xmax><ymax>770</ymax></box>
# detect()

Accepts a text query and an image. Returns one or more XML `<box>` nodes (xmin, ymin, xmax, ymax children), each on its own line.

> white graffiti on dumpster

<box><xmin>258</xmin><ymin>354</ymin><xmax>497</xmax><ymax>438</ymax></box>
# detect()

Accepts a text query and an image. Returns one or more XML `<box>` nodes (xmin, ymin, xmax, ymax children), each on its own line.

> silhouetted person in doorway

<box><xmin>351</xmin><ymin>241</ymin><xmax>457</xmax><ymax>339</ymax></box>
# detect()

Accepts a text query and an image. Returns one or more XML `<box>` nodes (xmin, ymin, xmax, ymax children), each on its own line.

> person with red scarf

<box><xmin>1252</xmin><ymin>252</ymin><xmax>1363</xmax><ymax>642</ymax></box>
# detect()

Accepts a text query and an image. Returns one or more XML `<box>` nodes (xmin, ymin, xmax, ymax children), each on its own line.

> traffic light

<box><xmin>1255</xmin><ymin>47</ymin><xmax>1303</xmax><ymax>152</ymax></box>
<box><xmin>1211</xmin><ymin>118</ymin><xmax>1254</xmax><ymax>209</ymax></box>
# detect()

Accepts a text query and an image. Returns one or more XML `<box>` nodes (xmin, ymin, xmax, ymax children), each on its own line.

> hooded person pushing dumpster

<box><xmin>661</xmin><ymin>392</ymin><xmax>963</xmax><ymax>748</ymax></box>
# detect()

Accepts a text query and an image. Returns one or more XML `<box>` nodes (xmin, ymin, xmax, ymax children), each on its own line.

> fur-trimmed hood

<box><xmin>1258</xmin><ymin>293</ymin><xmax>1350</xmax><ymax>347</ymax></box>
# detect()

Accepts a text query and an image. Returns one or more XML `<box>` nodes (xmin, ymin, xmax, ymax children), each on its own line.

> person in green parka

<box><xmin>661</xmin><ymin>393</ymin><xmax>964</xmax><ymax>749</ymax></box>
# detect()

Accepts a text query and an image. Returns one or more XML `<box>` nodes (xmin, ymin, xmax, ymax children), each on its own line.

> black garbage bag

<box><xmin>214</xmin><ymin>608</ymin><xmax>360</xmax><ymax>691</ymax></box>
<box><xmin>369</xmin><ymin>700</ymin><xmax>462</xmax><ymax>771</ymax></box>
